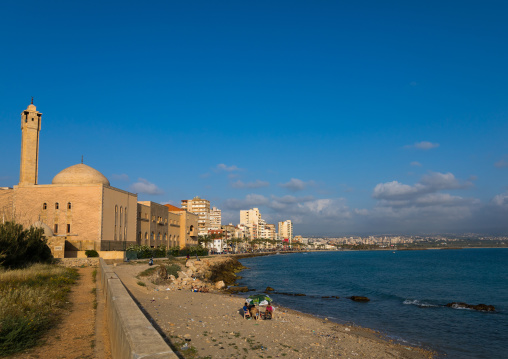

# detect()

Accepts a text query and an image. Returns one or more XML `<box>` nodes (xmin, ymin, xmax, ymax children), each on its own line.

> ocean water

<box><xmin>237</xmin><ymin>248</ymin><xmax>508</xmax><ymax>359</ymax></box>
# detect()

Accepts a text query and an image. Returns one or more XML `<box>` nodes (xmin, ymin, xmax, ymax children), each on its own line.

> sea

<box><xmin>236</xmin><ymin>248</ymin><xmax>508</xmax><ymax>359</ymax></box>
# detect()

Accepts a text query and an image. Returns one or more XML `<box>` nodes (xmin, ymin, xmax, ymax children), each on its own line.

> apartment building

<box><xmin>278</xmin><ymin>220</ymin><xmax>293</xmax><ymax>244</ymax></box>
<box><xmin>210</xmin><ymin>206</ymin><xmax>222</xmax><ymax>230</ymax></box>
<box><xmin>181</xmin><ymin>196</ymin><xmax>210</xmax><ymax>236</ymax></box>
<box><xmin>240</xmin><ymin>207</ymin><xmax>262</xmax><ymax>238</ymax></box>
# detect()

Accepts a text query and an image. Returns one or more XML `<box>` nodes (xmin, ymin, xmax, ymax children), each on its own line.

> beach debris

<box><xmin>349</xmin><ymin>296</ymin><xmax>370</xmax><ymax>302</ymax></box>
<box><xmin>445</xmin><ymin>302</ymin><xmax>496</xmax><ymax>312</ymax></box>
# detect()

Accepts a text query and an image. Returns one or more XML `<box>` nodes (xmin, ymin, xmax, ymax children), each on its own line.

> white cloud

<box><xmin>373</xmin><ymin>172</ymin><xmax>470</xmax><ymax>201</ymax></box>
<box><xmin>216</xmin><ymin>164</ymin><xmax>241</xmax><ymax>172</ymax></box>
<box><xmin>492</xmin><ymin>192</ymin><xmax>508</xmax><ymax>207</ymax></box>
<box><xmin>494</xmin><ymin>159</ymin><xmax>508</xmax><ymax>168</ymax></box>
<box><xmin>410</xmin><ymin>161</ymin><xmax>422</xmax><ymax>167</ymax></box>
<box><xmin>405</xmin><ymin>141</ymin><xmax>440</xmax><ymax>150</ymax></box>
<box><xmin>222</xmin><ymin>194</ymin><xmax>270</xmax><ymax>210</ymax></box>
<box><xmin>111</xmin><ymin>173</ymin><xmax>130</xmax><ymax>181</ymax></box>
<box><xmin>231</xmin><ymin>180</ymin><xmax>269</xmax><ymax>189</ymax></box>
<box><xmin>129</xmin><ymin>178</ymin><xmax>164</xmax><ymax>195</ymax></box>
<box><xmin>279</xmin><ymin>178</ymin><xmax>315</xmax><ymax>192</ymax></box>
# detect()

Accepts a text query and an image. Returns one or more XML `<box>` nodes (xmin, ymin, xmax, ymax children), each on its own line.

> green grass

<box><xmin>137</xmin><ymin>280</ymin><xmax>146</xmax><ymax>287</ymax></box>
<box><xmin>0</xmin><ymin>264</ymin><xmax>79</xmax><ymax>356</ymax></box>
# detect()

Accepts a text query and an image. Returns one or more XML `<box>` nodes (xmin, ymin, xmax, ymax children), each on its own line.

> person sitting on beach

<box><xmin>265</xmin><ymin>304</ymin><xmax>274</xmax><ymax>319</ymax></box>
<box><xmin>243</xmin><ymin>303</ymin><xmax>251</xmax><ymax>319</ymax></box>
<box><xmin>250</xmin><ymin>305</ymin><xmax>259</xmax><ymax>320</ymax></box>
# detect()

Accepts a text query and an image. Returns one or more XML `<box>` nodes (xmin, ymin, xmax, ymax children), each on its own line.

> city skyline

<box><xmin>1</xmin><ymin>1</ymin><xmax>507</xmax><ymax>235</ymax></box>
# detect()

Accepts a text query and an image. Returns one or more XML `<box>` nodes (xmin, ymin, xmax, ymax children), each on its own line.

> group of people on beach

<box><xmin>243</xmin><ymin>302</ymin><xmax>274</xmax><ymax>320</ymax></box>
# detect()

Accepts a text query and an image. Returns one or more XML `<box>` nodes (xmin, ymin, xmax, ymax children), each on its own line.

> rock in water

<box><xmin>446</xmin><ymin>302</ymin><xmax>495</xmax><ymax>312</ymax></box>
<box><xmin>265</xmin><ymin>286</ymin><xmax>275</xmax><ymax>292</ymax></box>
<box><xmin>350</xmin><ymin>296</ymin><xmax>370</xmax><ymax>302</ymax></box>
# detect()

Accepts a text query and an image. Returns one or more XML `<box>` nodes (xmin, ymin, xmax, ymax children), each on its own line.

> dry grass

<box><xmin>0</xmin><ymin>264</ymin><xmax>79</xmax><ymax>356</ymax></box>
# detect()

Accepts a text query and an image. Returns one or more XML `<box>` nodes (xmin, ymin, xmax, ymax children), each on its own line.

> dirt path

<box><xmin>8</xmin><ymin>267</ymin><xmax>111</xmax><ymax>359</ymax></box>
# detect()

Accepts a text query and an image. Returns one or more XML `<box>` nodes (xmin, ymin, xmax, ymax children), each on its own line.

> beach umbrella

<box><xmin>246</xmin><ymin>294</ymin><xmax>273</xmax><ymax>306</ymax></box>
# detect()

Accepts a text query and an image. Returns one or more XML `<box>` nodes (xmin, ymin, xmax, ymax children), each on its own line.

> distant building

<box><xmin>165</xmin><ymin>204</ymin><xmax>199</xmax><ymax>248</ymax></box>
<box><xmin>210</xmin><ymin>206</ymin><xmax>222</xmax><ymax>230</ymax></box>
<box><xmin>240</xmin><ymin>207</ymin><xmax>262</xmax><ymax>238</ymax></box>
<box><xmin>278</xmin><ymin>220</ymin><xmax>293</xmax><ymax>245</ymax></box>
<box><xmin>181</xmin><ymin>196</ymin><xmax>210</xmax><ymax>236</ymax></box>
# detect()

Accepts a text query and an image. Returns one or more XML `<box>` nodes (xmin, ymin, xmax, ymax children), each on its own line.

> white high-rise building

<box><xmin>278</xmin><ymin>220</ymin><xmax>293</xmax><ymax>245</ymax></box>
<box><xmin>210</xmin><ymin>207</ymin><xmax>222</xmax><ymax>230</ymax></box>
<box><xmin>240</xmin><ymin>208</ymin><xmax>262</xmax><ymax>238</ymax></box>
<box><xmin>181</xmin><ymin>196</ymin><xmax>210</xmax><ymax>236</ymax></box>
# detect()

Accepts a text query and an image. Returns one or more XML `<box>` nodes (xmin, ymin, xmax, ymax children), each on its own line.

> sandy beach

<box><xmin>112</xmin><ymin>258</ymin><xmax>435</xmax><ymax>359</ymax></box>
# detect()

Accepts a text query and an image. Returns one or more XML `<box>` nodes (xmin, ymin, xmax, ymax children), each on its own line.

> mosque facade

<box><xmin>0</xmin><ymin>101</ymin><xmax>198</xmax><ymax>256</ymax></box>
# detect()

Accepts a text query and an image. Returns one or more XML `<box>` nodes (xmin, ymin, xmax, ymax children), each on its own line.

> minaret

<box><xmin>19</xmin><ymin>98</ymin><xmax>42</xmax><ymax>186</ymax></box>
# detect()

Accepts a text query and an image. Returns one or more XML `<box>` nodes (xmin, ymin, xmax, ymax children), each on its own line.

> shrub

<box><xmin>0</xmin><ymin>222</ymin><xmax>53</xmax><ymax>269</ymax></box>
<box><xmin>126</xmin><ymin>244</ymin><xmax>153</xmax><ymax>259</ymax></box>
<box><xmin>84</xmin><ymin>250</ymin><xmax>99</xmax><ymax>258</ymax></box>
<box><xmin>152</xmin><ymin>245</ymin><xmax>166</xmax><ymax>258</ymax></box>
<box><xmin>166</xmin><ymin>264</ymin><xmax>180</xmax><ymax>278</ymax></box>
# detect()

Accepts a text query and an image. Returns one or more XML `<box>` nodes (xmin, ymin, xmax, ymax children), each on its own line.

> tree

<box><xmin>0</xmin><ymin>221</ymin><xmax>53</xmax><ymax>269</ymax></box>
<box><xmin>198</xmin><ymin>235</ymin><xmax>213</xmax><ymax>250</ymax></box>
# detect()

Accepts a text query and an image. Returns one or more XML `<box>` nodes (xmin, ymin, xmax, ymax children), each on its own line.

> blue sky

<box><xmin>1</xmin><ymin>1</ymin><xmax>507</xmax><ymax>235</ymax></box>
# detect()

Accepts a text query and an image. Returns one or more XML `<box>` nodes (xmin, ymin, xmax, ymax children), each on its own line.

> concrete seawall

<box><xmin>99</xmin><ymin>258</ymin><xmax>178</xmax><ymax>359</ymax></box>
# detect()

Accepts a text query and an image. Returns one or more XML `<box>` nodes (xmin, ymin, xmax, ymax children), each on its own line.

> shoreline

<box><xmin>112</xmin><ymin>257</ymin><xmax>436</xmax><ymax>358</ymax></box>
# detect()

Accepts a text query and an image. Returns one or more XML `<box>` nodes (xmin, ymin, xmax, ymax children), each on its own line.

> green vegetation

<box><xmin>84</xmin><ymin>249</ymin><xmax>99</xmax><ymax>257</ymax></box>
<box><xmin>137</xmin><ymin>280</ymin><xmax>146</xmax><ymax>286</ymax></box>
<box><xmin>0</xmin><ymin>264</ymin><xmax>79</xmax><ymax>356</ymax></box>
<box><xmin>0</xmin><ymin>221</ymin><xmax>53</xmax><ymax>269</ymax></box>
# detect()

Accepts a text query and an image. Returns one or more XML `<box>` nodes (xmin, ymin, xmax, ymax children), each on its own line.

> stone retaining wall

<box><xmin>55</xmin><ymin>258</ymin><xmax>99</xmax><ymax>267</ymax></box>
<box><xmin>99</xmin><ymin>258</ymin><xmax>178</xmax><ymax>359</ymax></box>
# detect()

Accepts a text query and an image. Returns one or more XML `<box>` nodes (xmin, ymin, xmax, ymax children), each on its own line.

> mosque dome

<box><xmin>32</xmin><ymin>221</ymin><xmax>54</xmax><ymax>237</ymax></box>
<box><xmin>52</xmin><ymin>163</ymin><xmax>110</xmax><ymax>186</ymax></box>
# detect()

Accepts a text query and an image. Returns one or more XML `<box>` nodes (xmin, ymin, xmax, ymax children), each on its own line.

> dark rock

<box><xmin>265</xmin><ymin>286</ymin><xmax>275</xmax><ymax>292</ymax></box>
<box><xmin>322</xmin><ymin>296</ymin><xmax>330</xmax><ymax>299</ymax></box>
<box><xmin>209</xmin><ymin>258</ymin><xmax>246</xmax><ymax>286</ymax></box>
<box><xmin>446</xmin><ymin>302</ymin><xmax>496</xmax><ymax>312</ymax></box>
<box><xmin>295</xmin><ymin>293</ymin><xmax>306</xmax><ymax>296</ymax></box>
<box><xmin>227</xmin><ymin>286</ymin><xmax>249</xmax><ymax>293</ymax></box>
<box><xmin>350</xmin><ymin>296</ymin><xmax>370</xmax><ymax>302</ymax></box>
<box><xmin>332</xmin><ymin>296</ymin><xmax>340</xmax><ymax>299</ymax></box>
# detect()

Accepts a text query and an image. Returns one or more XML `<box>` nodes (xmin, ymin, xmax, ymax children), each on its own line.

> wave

<box><xmin>403</xmin><ymin>299</ymin><xmax>440</xmax><ymax>308</ymax></box>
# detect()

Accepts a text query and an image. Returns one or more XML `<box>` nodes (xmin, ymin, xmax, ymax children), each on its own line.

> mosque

<box><xmin>0</xmin><ymin>101</ymin><xmax>198</xmax><ymax>257</ymax></box>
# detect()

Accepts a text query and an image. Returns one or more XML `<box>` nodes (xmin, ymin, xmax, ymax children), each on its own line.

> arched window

<box><xmin>55</xmin><ymin>202</ymin><xmax>59</xmax><ymax>210</ymax></box>
<box><xmin>189</xmin><ymin>225</ymin><xmax>194</xmax><ymax>231</ymax></box>
<box><xmin>120</xmin><ymin>207</ymin><xmax>123</xmax><ymax>226</ymax></box>
<box><xmin>151</xmin><ymin>231</ymin><xmax>154</xmax><ymax>240</ymax></box>
<box><xmin>124</xmin><ymin>208</ymin><xmax>127</xmax><ymax>227</ymax></box>
<box><xmin>145</xmin><ymin>232</ymin><xmax>148</xmax><ymax>240</ymax></box>
<box><xmin>43</xmin><ymin>203</ymin><xmax>47</xmax><ymax>210</ymax></box>
<box><xmin>115</xmin><ymin>206</ymin><xmax>118</xmax><ymax>225</ymax></box>
<box><xmin>67</xmin><ymin>202</ymin><xmax>72</xmax><ymax>210</ymax></box>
